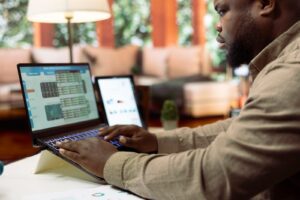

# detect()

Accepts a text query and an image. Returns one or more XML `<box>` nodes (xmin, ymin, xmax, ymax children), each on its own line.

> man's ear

<box><xmin>259</xmin><ymin>0</ymin><xmax>276</xmax><ymax>16</ymax></box>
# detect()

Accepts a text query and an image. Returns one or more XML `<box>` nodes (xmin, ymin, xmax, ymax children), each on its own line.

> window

<box><xmin>177</xmin><ymin>0</ymin><xmax>192</xmax><ymax>46</ymax></box>
<box><xmin>205</xmin><ymin>0</ymin><xmax>226</xmax><ymax>67</ymax></box>
<box><xmin>113</xmin><ymin>0</ymin><xmax>152</xmax><ymax>47</ymax></box>
<box><xmin>54</xmin><ymin>23</ymin><xmax>98</xmax><ymax>47</ymax></box>
<box><xmin>0</xmin><ymin>0</ymin><xmax>32</xmax><ymax>48</ymax></box>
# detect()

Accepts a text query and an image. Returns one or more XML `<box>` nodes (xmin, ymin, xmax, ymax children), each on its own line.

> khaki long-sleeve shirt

<box><xmin>103</xmin><ymin>21</ymin><xmax>300</xmax><ymax>200</ymax></box>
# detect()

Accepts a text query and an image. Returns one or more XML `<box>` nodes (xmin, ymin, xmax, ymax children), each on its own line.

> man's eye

<box><xmin>218</xmin><ymin>9</ymin><xmax>226</xmax><ymax>17</ymax></box>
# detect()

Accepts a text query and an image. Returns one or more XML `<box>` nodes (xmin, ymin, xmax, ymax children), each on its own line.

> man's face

<box><xmin>214</xmin><ymin>0</ymin><xmax>263</xmax><ymax>67</ymax></box>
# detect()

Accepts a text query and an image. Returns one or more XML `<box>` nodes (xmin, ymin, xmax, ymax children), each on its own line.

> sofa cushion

<box><xmin>149</xmin><ymin>75</ymin><xmax>212</xmax><ymax>115</ymax></box>
<box><xmin>32</xmin><ymin>46</ymin><xmax>82</xmax><ymax>63</ymax></box>
<box><xmin>167</xmin><ymin>46</ymin><xmax>201</xmax><ymax>79</ymax></box>
<box><xmin>82</xmin><ymin>45</ymin><xmax>139</xmax><ymax>76</ymax></box>
<box><xmin>201</xmin><ymin>47</ymin><xmax>212</xmax><ymax>75</ymax></box>
<box><xmin>142</xmin><ymin>47</ymin><xmax>169</xmax><ymax>78</ymax></box>
<box><xmin>0</xmin><ymin>48</ymin><xmax>31</xmax><ymax>83</ymax></box>
<box><xmin>183</xmin><ymin>81</ymin><xmax>239</xmax><ymax>117</ymax></box>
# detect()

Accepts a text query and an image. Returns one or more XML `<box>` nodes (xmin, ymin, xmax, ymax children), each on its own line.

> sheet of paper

<box><xmin>34</xmin><ymin>150</ymin><xmax>68</xmax><ymax>174</ymax></box>
<box><xmin>22</xmin><ymin>185</ymin><xmax>143</xmax><ymax>200</ymax></box>
<box><xmin>34</xmin><ymin>150</ymin><xmax>101</xmax><ymax>183</ymax></box>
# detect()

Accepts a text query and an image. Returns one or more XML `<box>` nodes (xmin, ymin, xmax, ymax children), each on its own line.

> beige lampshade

<box><xmin>27</xmin><ymin>0</ymin><xmax>111</xmax><ymax>23</ymax></box>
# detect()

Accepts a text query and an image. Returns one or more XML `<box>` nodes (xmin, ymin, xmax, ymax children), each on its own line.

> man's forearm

<box><xmin>104</xmin><ymin>150</ymin><xmax>209</xmax><ymax>200</ymax></box>
<box><xmin>153</xmin><ymin>118</ymin><xmax>233</xmax><ymax>154</ymax></box>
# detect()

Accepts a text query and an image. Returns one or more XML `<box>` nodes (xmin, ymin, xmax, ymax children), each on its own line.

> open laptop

<box><xmin>95</xmin><ymin>75</ymin><xmax>145</xmax><ymax>129</ymax></box>
<box><xmin>17</xmin><ymin>63</ymin><xmax>122</xmax><ymax>181</ymax></box>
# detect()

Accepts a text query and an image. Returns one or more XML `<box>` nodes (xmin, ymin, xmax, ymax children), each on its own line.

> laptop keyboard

<box><xmin>45</xmin><ymin>129</ymin><xmax>122</xmax><ymax>149</ymax></box>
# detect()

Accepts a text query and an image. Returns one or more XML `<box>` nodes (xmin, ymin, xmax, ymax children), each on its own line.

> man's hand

<box><xmin>56</xmin><ymin>137</ymin><xmax>117</xmax><ymax>178</ymax></box>
<box><xmin>100</xmin><ymin>125</ymin><xmax>158</xmax><ymax>153</ymax></box>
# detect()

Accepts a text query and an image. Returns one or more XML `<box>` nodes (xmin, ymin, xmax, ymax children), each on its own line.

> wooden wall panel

<box><xmin>33</xmin><ymin>23</ymin><xmax>55</xmax><ymax>47</ymax></box>
<box><xmin>96</xmin><ymin>0</ymin><xmax>115</xmax><ymax>47</ymax></box>
<box><xmin>151</xmin><ymin>0</ymin><xmax>178</xmax><ymax>47</ymax></box>
<box><xmin>192</xmin><ymin>0</ymin><xmax>206</xmax><ymax>46</ymax></box>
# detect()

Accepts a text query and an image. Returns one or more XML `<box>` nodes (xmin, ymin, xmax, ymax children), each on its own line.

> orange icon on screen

<box><xmin>26</xmin><ymin>89</ymin><xmax>35</xmax><ymax>93</ymax></box>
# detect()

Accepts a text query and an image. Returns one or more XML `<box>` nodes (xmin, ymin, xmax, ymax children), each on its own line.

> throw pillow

<box><xmin>167</xmin><ymin>46</ymin><xmax>201</xmax><ymax>79</ymax></box>
<box><xmin>32</xmin><ymin>46</ymin><xmax>82</xmax><ymax>63</ymax></box>
<box><xmin>142</xmin><ymin>47</ymin><xmax>169</xmax><ymax>78</ymax></box>
<box><xmin>0</xmin><ymin>48</ymin><xmax>31</xmax><ymax>83</ymax></box>
<box><xmin>82</xmin><ymin>45</ymin><xmax>139</xmax><ymax>76</ymax></box>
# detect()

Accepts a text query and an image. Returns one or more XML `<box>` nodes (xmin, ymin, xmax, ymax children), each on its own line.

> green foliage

<box><xmin>177</xmin><ymin>0</ymin><xmax>192</xmax><ymax>46</ymax></box>
<box><xmin>54</xmin><ymin>22</ymin><xmax>97</xmax><ymax>47</ymax></box>
<box><xmin>0</xmin><ymin>0</ymin><xmax>96</xmax><ymax>48</ymax></box>
<box><xmin>161</xmin><ymin>100</ymin><xmax>179</xmax><ymax>121</ymax></box>
<box><xmin>0</xmin><ymin>0</ymin><xmax>32</xmax><ymax>48</ymax></box>
<box><xmin>205</xmin><ymin>0</ymin><xmax>226</xmax><ymax>68</ymax></box>
<box><xmin>174</xmin><ymin>0</ymin><xmax>227</xmax><ymax>67</ymax></box>
<box><xmin>56</xmin><ymin>0</ymin><xmax>153</xmax><ymax>48</ymax></box>
<box><xmin>113</xmin><ymin>0</ymin><xmax>151</xmax><ymax>47</ymax></box>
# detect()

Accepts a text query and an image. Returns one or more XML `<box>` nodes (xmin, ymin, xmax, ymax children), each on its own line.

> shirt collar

<box><xmin>249</xmin><ymin>20</ymin><xmax>300</xmax><ymax>80</ymax></box>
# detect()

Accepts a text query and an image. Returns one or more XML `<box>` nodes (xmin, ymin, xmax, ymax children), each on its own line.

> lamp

<box><xmin>27</xmin><ymin>0</ymin><xmax>111</xmax><ymax>63</ymax></box>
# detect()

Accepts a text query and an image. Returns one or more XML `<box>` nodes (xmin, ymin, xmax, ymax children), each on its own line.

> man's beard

<box><xmin>227</xmin><ymin>16</ymin><xmax>258</xmax><ymax>68</ymax></box>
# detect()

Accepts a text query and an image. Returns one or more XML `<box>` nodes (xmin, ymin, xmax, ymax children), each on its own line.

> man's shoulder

<box><xmin>259</xmin><ymin>36</ymin><xmax>300</xmax><ymax>77</ymax></box>
<box><xmin>279</xmin><ymin>36</ymin><xmax>300</xmax><ymax>63</ymax></box>
<box><xmin>251</xmin><ymin>38</ymin><xmax>300</xmax><ymax>99</ymax></box>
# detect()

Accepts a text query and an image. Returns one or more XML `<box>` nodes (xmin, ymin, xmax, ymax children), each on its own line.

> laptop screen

<box><xmin>96</xmin><ymin>76</ymin><xmax>143</xmax><ymax>127</ymax></box>
<box><xmin>19</xmin><ymin>64</ymin><xmax>99</xmax><ymax>132</ymax></box>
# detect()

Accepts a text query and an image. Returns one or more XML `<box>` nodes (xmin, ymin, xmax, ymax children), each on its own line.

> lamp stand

<box><xmin>66</xmin><ymin>16</ymin><xmax>73</xmax><ymax>63</ymax></box>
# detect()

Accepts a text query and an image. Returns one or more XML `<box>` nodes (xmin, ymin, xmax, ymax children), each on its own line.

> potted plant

<box><xmin>160</xmin><ymin>100</ymin><xmax>179</xmax><ymax>130</ymax></box>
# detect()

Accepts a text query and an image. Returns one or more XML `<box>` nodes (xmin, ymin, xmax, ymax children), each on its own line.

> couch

<box><xmin>0</xmin><ymin>45</ymin><xmax>237</xmax><ymax>117</ymax></box>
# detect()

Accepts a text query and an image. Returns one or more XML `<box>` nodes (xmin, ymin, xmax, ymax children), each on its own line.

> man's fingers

<box><xmin>99</xmin><ymin>125</ymin><xmax>120</xmax><ymax>138</ymax></box>
<box><xmin>59</xmin><ymin>148</ymin><xmax>80</xmax><ymax>162</ymax></box>
<box><xmin>100</xmin><ymin>126</ymin><xmax>136</xmax><ymax>141</ymax></box>
<box><xmin>99</xmin><ymin>125</ymin><xmax>119</xmax><ymax>136</ymax></box>
<box><xmin>103</xmin><ymin>129</ymin><xmax>122</xmax><ymax>140</ymax></box>
<box><xmin>56</xmin><ymin>141</ymin><xmax>79</xmax><ymax>152</ymax></box>
<box><xmin>119</xmin><ymin>136</ymin><xmax>137</xmax><ymax>148</ymax></box>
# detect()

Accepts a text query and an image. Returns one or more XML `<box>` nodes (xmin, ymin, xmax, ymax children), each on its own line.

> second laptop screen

<box><xmin>97</xmin><ymin>77</ymin><xmax>143</xmax><ymax>127</ymax></box>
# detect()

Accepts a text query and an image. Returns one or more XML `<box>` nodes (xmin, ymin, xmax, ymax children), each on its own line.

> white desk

<box><xmin>0</xmin><ymin>151</ymin><xmax>143</xmax><ymax>200</ymax></box>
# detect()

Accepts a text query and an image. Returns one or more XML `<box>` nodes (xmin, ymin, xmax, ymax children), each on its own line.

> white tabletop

<box><xmin>0</xmin><ymin>128</ymin><xmax>165</xmax><ymax>200</ymax></box>
<box><xmin>0</xmin><ymin>151</ymin><xmax>142</xmax><ymax>200</ymax></box>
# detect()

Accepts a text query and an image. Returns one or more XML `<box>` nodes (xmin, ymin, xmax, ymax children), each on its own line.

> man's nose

<box><xmin>216</xmin><ymin>22</ymin><xmax>222</xmax><ymax>32</ymax></box>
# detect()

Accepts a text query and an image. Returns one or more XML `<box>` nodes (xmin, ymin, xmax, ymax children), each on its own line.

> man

<box><xmin>57</xmin><ymin>0</ymin><xmax>300</xmax><ymax>199</ymax></box>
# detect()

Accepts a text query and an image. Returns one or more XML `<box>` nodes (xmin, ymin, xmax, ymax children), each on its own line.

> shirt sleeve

<box><xmin>153</xmin><ymin>118</ymin><xmax>233</xmax><ymax>154</ymax></box>
<box><xmin>104</xmin><ymin>64</ymin><xmax>300</xmax><ymax>199</ymax></box>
